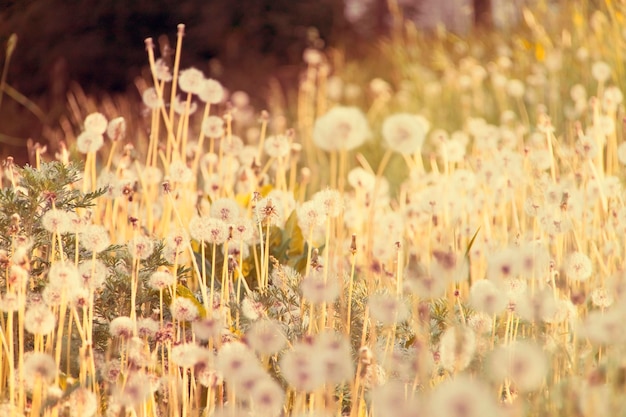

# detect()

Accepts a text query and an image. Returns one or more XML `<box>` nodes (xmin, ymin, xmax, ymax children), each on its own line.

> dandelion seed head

<box><xmin>428</xmin><ymin>375</ymin><xmax>498</xmax><ymax>417</ymax></box>
<box><xmin>603</xmin><ymin>85</ymin><xmax>623</xmax><ymax>110</ymax></box>
<box><xmin>302</xmin><ymin>47</ymin><xmax>323</xmax><ymax>66</ymax></box>
<box><xmin>197</xmin><ymin>367</ymin><xmax>223</xmax><ymax>388</ymax></box>
<box><xmin>106</xmin><ymin>116</ymin><xmax>126</xmax><ymax>142</ymax></box>
<box><xmin>134</xmin><ymin>317</ymin><xmax>158</xmax><ymax>339</ymax></box>
<box><xmin>297</xmin><ymin>199</ymin><xmax>327</xmax><ymax>232</ymax></box>
<box><xmin>316</xmin><ymin>330</ymin><xmax>354</xmax><ymax>384</ymax></box>
<box><xmin>449</xmin><ymin>170</ymin><xmax>476</xmax><ymax>194</ymax></box>
<box><xmin>69</xmin><ymin>388</ymin><xmax>98</xmax><ymax>417</ymax></box>
<box><xmin>254</xmin><ymin>197</ymin><xmax>283</xmax><ymax>226</ymax></box>
<box><xmin>232</xmin><ymin>364</ymin><xmax>268</xmax><ymax>396</ymax></box>
<box><xmin>241</xmin><ymin>296</ymin><xmax>265</xmax><ymax>320</ymax></box>
<box><xmin>165</xmin><ymin>229</ymin><xmax>186</xmax><ymax>252</ymax></box>
<box><xmin>563</xmin><ymin>251</ymin><xmax>593</xmax><ymax>282</ymax></box>
<box><xmin>80</xmin><ymin>224</ymin><xmax>111</xmax><ymax>253</ymax></box>
<box><xmin>24</xmin><ymin>305</ymin><xmax>55</xmax><ymax>335</ymax></box>
<box><xmin>467</xmin><ymin>311</ymin><xmax>493</xmax><ymax>334</ymax></box>
<box><xmin>386</xmin><ymin>344</ymin><xmax>434</xmax><ymax>384</ymax></box>
<box><xmin>198</xmin><ymin>78</ymin><xmax>225</xmax><ymax>104</ymax></box>
<box><xmin>245</xmin><ymin>319</ymin><xmax>286</xmax><ymax>355</ymax></box>
<box><xmin>405</xmin><ymin>262</ymin><xmax>447</xmax><ymax>299</ymax></box>
<box><xmin>517</xmin><ymin>241</ymin><xmax>550</xmax><ymax>279</ymax></box>
<box><xmin>115</xmin><ymin>372</ymin><xmax>153</xmax><ymax>407</ymax></box>
<box><xmin>11</xmin><ymin>239</ymin><xmax>32</xmax><ymax>265</ymax></box>
<box><xmin>516</xmin><ymin>289</ymin><xmax>557</xmax><ymax>323</ymax></box>
<box><xmin>76</xmin><ymin>130</ymin><xmax>104</xmax><ymax>154</ymax></box>
<box><xmin>469</xmin><ymin>280</ymin><xmax>507</xmax><ymax>315</ymax></box>
<box><xmin>544</xmin><ymin>299</ymin><xmax>577</xmax><ymax>324</ymax></box>
<box><xmin>231</xmin><ymin>217</ymin><xmax>255</xmax><ymax>243</ymax></box>
<box><xmin>528</xmin><ymin>149</ymin><xmax>553</xmax><ymax>171</ymax></box>
<box><xmin>231</xmin><ymin>90</ymin><xmax>250</xmax><ymax>108</ymax></box>
<box><xmin>97</xmin><ymin>359</ymin><xmax>121</xmax><ymax>384</ymax></box>
<box><xmin>371</xmin><ymin>381</ymin><xmax>421</xmax><ymax>416</ymax></box>
<box><xmin>590</xmin><ymin>287</ymin><xmax>614</xmax><ymax>308</ymax></box>
<box><xmin>368</xmin><ymin>293</ymin><xmax>409</xmax><ymax>325</ymax></box>
<box><xmin>301</xmin><ymin>270</ymin><xmax>339</xmax><ymax>304</ymax></box>
<box><xmin>168</xmin><ymin>159</ymin><xmax>193</xmax><ymax>183</ymax></box>
<box><xmin>600</xmin><ymin>176</ymin><xmax>622</xmax><ymax>199</ymax></box>
<box><xmin>142</xmin><ymin>87</ymin><xmax>162</xmax><ymax>109</ymax></box>
<box><xmin>312</xmin><ymin>106</ymin><xmax>371</xmax><ymax>151</ymax></box>
<box><xmin>312</xmin><ymin>188</ymin><xmax>343</xmax><ymax>218</ymax></box>
<box><xmin>221</xmin><ymin>135</ymin><xmax>245</xmax><ymax>157</ymax></box>
<box><xmin>211</xmin><ymin>407</ymin><xmax>250</xmax><ymax>417</ymax></box>
<box><xmin>0</xmin><ymin>404</ymin><xmax>25</xmax><ymax>417</ymax></box>
<box><xmin>469</xmin><ymin>120</ymin><xmax>499</xmax><ymax>150</ymax></box>
<box><xmin>69</xmin><ymin>285</ymin><xmax>90</xmax><ymax>309</ymax></box>
<box><xmin>596</xmin><ymin>115</ymin><xmax>616</xmax><ymax>137</ymax></box>
<box><xmin>170</xmin><ymin>342</ymin><xmax>208</xmax><ymax>368</ymax></box>
<box><xmin>77</xmin><ymin>260</ymin><xmax>106</xmax><ymax>291</ymax></box>
<box><xmin>500</xmin><ymin>277</ymin><xmax>528</xmax><ymax>306</ymax></box>
<box><xmin>324</xmin><ymin>75</ymin><xmax>343</xmax><ymax>102</ymax></box>
<box><xmin>264</xmin><ymin>134</ymin><xmax>291</xmax><ymax>158</ymax></box>
<box><xmin>592</xmin><ymin>60</ymin><xmax>612</xmax><ymax>83</ymax></box>
<box><xmin>438</xmin><ymin>326</ymin><xmax>477</xmax><ymax>372</ymax></box>
<box><xmin>538</xmin><ymin>206</ymin><xmax>573</xmax><ymax>235</ymax></box>
<box><xmin>41</xmin><ymin>285</ymin><xmax>62</xmax><ymax>307</ymax></box>
<box><xmin>173</xmin><ymin>95</ymin><xmax>197</xmax><ymax>116</ymax></box>
<box><xmin>506</xmin><ymin>78</ymin><xmax>525</xmax><ymax>99</ymax></box>
<box><xmin>170</xmin><ymin>296</ymin><xmax>200</xmax><ymax>322</ymax></box>
<box><xmin>210</xmin><ymin>197</ymin><xmax>240</xmax><ymax>223</ymax></box>
<box><xmin>127</xmin><ymin>235</ymin><xmax>155</xmax><ymax>260</ymax></box>
<box><xmin>382</xmin><ymin>113</ymin><xmax>428</xmax><ymax>155</ymax></box>
<box><xmin>575</xmin><ymin>135</ymin><xmax>599</xmax><ymax>159</ymax></box>
<box><xmin>148</xmin><ymin>270</ymin><xmax>176</xmax><ymax>291</ymax></box>
<box><xmin>154</xmin><ymin>58</ymin><xmax>172</xmax><ymax>81</ymax></box>
<box><xmin>489</xmin><ymin>341</ymin><xmax>548</xmax><ymax>392</ymax></box>
<box><xmin>347</xmin><ymin>166</ymin><xmax>376</xmax><ymax>190</ymax></box>
<box><xmin>580</xmin><ymin>308</ymin><xmax>624</xmax><ymax>345</ymax></box>
<box><xmin>7</xmin><ymin>265</ymin><xmax>29</xmax><ymax>288</ymax></box>
<box><xmin>191</xmin><ymin>216</ymin><xmax>229</xmax><ymax>244</ymax></box>
<box><xmin>486</xmin><ymin>247</ymin><xmax>521</xmax><ymax>283</ymax></box>
<box><xmin>48</xmin><ymin>263</ymin><xmax>80</xmax><ymax>289</ymax></box>
<box><xmin>109</xmin><ymin>316</ymin><xmax>135</xmax><ymax>340</ymax></box>
<box><xmin>192</xmin><ymin>310</ymin><xmax>225</xmax><ymax>341</ymax></box>
<box><xmin>23</xmin><ymin>352</ymin><xmax>57</xmax><ymax>383</ymax></box>
<box><xmin>41</xmin><ymin>209</ymin><xmax>73</xmax><ymax>234</ymax></box>
<box><xmin>431</xmin><ymin>249</ymin><xmax>469</xmax><ymax>283</ymax></box>
<box><xmin>523</xmin><ymin>197</ymin><xmax>542</xmax><ymax>217</ymax></box>
<box><xmin>249</xmin><ymin>377</ymin><xmax>285</xmax><ymax>417</ymax></box>
<box><xmin>216</xmin><ymin>341</ymin><xmax>259</xmax><ymax>385</ymax></box>
<box><xmin>201</xmin><ymin>115</ymin><xmax>225</xmax><ymax>138</ymax></box>
<box><xmin>178</xmin><ymin>67</ymin><xmax>205</xmax><ymax>95</ymax></box>
<box><xmin>280</xmin><ymin>343</ymin><xmax>325</xmax><ymax>392</ymax></box>
<box><xmin>84</xmin><ymin>112</ymin><xmax>108</xmax><ymax>134</ymax></box>
<box><xmin>438</xmin><ymin>137</ymin><xmax>467</xmax><ymax>163</ymax></box>
<box><xmin>96</xmin><ymin>171</ymin><xmax>123</xmax><ymax>199</ymax></box>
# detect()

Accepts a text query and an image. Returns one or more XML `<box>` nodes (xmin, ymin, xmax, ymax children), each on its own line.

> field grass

<box><xmin>1</xmin><ymin>1</ymin><xmax>626</xmax><ymax>416</ymax></box>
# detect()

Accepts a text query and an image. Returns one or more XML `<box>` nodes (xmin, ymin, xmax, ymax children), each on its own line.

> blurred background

<box><xmin>0</xmin><ymin>0</ymin><xmax>508</xmax><ymax>163</ymax></box>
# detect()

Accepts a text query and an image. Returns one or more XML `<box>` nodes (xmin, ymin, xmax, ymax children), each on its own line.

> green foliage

<box><xmin>235</xmin><ymin>209</ymin><xmax>314</xmax><ymax>290</ymax></box>
<box><xmin>0</xmin><ymin>161</ymin><xmax>105</xmax><ymax>272</ymax></box>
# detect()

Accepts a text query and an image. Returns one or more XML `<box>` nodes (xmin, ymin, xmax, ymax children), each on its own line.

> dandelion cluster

<box><xmin>3</xmin><ymin>3</ymin><xmax>626</xmax><ymax>416</ymax></box>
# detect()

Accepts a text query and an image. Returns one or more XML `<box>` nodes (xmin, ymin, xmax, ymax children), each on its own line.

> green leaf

<box><xmin>282</xmin><ymin>209</ymin><xmax>305</xmax><ymax>259</ymax></box>
<box><xmin>464</xmin><ymin>227</ymin><xmax>480</xmax><ymax>258</ymax></box>
<box><xmin>463</xmin><ymin>227</ymin><xmax>480</xmax><ymax>283</ymax></box>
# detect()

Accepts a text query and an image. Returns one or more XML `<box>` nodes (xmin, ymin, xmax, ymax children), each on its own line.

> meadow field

<box><xmin>1</xmin><ymin>1</ymin><xmax>626</xmax><ymax>416</ymax></box>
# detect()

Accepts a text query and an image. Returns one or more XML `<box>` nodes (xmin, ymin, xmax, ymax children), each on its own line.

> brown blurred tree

<box><xmin>474</xmin><ymin>0</ymin><xmax>493</xmax><ymax>27</ymax></box>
